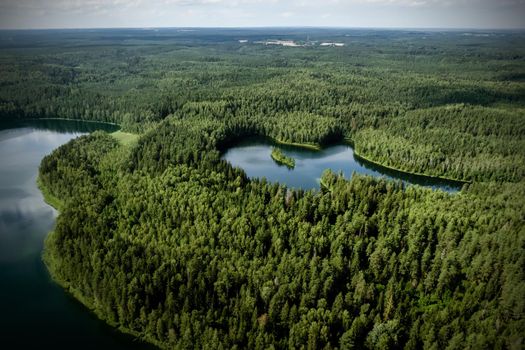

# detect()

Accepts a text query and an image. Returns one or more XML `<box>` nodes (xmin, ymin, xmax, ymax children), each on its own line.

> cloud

<box><xmin>1</xmin><ymin>0</ymin><xmax>143</xmax><ymax>13</ymax></box>
<box><xmin>0</xmin><ymin>0</ymin><xmax>524</xmax><ymax>29</ymax></box>
<box><xmin>0</xmin><ymin>0</ymin><xmax>520</xmax><ymax>11</ymax></box>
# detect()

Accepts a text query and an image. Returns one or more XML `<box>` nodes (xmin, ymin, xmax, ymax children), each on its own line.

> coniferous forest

<box><xmin>1</xmin><ymin>28</ymin><xmax>524</xmax><ymax>349</ymax></box>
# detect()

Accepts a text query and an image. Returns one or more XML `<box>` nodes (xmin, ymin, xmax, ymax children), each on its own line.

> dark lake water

<box><xmin>222</xmin><ymin>137</ymin><xmax>464</xmax><ymax>192</ymax></box>
<box><xmin>0</xmin><ymin>119</ymin><xmax>154</xmax><ymax>349</ymax></box>
<box><xmin>0</xmin><ymin>122</ymin><xmax>461</xmax><ymax>349</ymax></box>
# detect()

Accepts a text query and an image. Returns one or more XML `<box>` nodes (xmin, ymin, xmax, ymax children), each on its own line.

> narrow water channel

<box><xmin>222</xmin><ymin>137</ymin><xmax>464</xmax><ymax>192</ymax></box>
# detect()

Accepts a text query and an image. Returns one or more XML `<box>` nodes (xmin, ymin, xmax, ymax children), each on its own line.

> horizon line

<box><xmin>1</xmin><ymin>25</ymin><xmax>525</xmax><ymax>32</ymax></box>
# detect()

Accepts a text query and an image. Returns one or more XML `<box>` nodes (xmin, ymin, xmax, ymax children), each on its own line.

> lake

<box><xmin>0</xmin><ymin>119</ymin><xmax>154</xmax><ymax>349</ymax></box>
<box><xmin>0</xmin><ymin>123</ymin><xmax>462</xmax><ymax>349</ymax></box>
<box><xmin>222</xmin><ymin>137</ymin><xmax>464</xmax><ymax>192</ymax></box>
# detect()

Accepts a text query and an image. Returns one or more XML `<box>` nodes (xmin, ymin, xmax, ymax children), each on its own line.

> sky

<box><xmin>0</xmin><ymin>0</ymin><xmax>524</xmax><ymax>30</ymax></box>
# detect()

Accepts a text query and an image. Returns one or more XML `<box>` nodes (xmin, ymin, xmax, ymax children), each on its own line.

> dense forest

<box><xmin>2</xmin><ymin>28</ymin><xmax>524</xmax><ymax>180</ymax></box>
<box><xmin>1</xmin><ymin>28</ymin><xmax>524</xmax><ymax>349</ymax></box>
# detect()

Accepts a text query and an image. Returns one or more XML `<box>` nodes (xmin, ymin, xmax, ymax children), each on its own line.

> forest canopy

<box><xmin>0</xmin><ymin>28</ymin><xmax>523</xmax><ymax>349</ymax></box>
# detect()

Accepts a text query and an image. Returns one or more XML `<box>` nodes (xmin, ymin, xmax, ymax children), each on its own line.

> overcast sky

<box><xmin>0</xmin><ymin>0</ymin><xmax>524</xmax><ymax>30</ymax></box>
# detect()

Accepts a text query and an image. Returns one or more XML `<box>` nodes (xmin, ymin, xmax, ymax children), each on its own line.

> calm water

<box><xmin>0</xmin><ymin>123</ymin><xmax>461</xmax><ymax>349</ymax></box>
<box><xmin>223</xmin><ymin>137</ymin><xmax>464</xmax><ymax>192</ymax></box>
<box><xmin>0</xmin><ymin>119</ymin><xmax>154</xmax><ymax>349</ymax></box>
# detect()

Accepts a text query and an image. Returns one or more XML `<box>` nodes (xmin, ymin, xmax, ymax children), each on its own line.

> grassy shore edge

<box><xmin>110</xmin><ymin>130</ymin><xmax>140</xmax><ymax>146</ymax></box>
<box><xmin>272</xmin><ymin>137</ymin><xmax>321</xmax><ymax>151</ymax></box>
<box><xmin>37</xmin><ymin>177</ymin><xmax>64</xmax><ymax>211</ymax></box>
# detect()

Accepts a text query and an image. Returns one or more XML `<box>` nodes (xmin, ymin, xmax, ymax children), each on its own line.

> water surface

<box><xmin>0</xmin><ymin>123</ymin><xmax>461</xmax><ymax>349</ymax></box>
<box><xmin>223</xmin><ymin>137</ymin><xmax>463</xmax><ymax>192</ymax></box>
<box><xmin>0</xmin><ymin>119</ymin><xmax>153</xmax><ymax>349</ymax></box>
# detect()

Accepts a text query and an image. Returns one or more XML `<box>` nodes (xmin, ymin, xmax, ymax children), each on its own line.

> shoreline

<box><xmin>42</xmin><ymin>249</ymin><xmax>165</xmax><ymax>350</ymax></box>
<box><xmin>37</xmin><ymin>177</ymin><xmax>64</xmax><ymax>211</ymax></box>
<box><xmin>25</xmin><ymin>117</ymin><xmax>121</xmax><ymax>127</ymax></box>
<box><xmin>271</xmin><ymin>148</ymin><xmax>296</xmax><ymax>168</ymax></box>
<box><xmin>351</xmin><ymin>149</ymin><xmax>471</xmax><ymax>185</ymax></box>
<box><xmin>35</xmin><ymin>123</ymin><xmax>156</xmax><ymax>348</ymax></box>
<box><xmin>272</xmin><ymin>134</ymin><xmax>470</xmax><ymax>186</ymax></box>
<box><xmin>38</xmin><ymin>176</ymin><xmax>163</xmax><ymax>349</ymax></box>
<box><xmin>271</xmin><ymin>137</ymin><xmax>321</xmax><ymax>151</ymax></box>
<box><xmin>226</xmin><ymin>134</ymin><xmax>469</xmax><ymax>186</ymax></box>
<box><xmin>36</xmin><ymin>123</ymin><xmax>467</xmax><ymax>350</ymax></box>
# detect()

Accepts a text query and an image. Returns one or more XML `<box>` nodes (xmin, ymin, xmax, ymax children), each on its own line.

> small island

<box><xmin>271</xmin><ymin>147</ymin><xmax>295</xmax><ymax>169</ymax></box>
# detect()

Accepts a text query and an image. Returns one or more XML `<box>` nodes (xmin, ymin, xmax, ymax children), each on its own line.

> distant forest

<box><xmin>1</xmin><ymin>28</ymin><xmax>524</xmax><ymax>349</ymax></box>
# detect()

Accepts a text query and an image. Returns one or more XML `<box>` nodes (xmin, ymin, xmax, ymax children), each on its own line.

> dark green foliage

<box><xmin>39</xmin><ymin>118</ymin><xmax>524</xmax><ymax>349</ymax></box>
<box><xmin>3</xmin><ymin>28</ymin><xmax>524</xmax><ymax>349</ymax></box>
<box><xmin>271</xmin><ymin>148</ymin><xmax>295</xmax><ymax>168</ymax></box>
<box><xmin>39</xmin><ymin>131</ymin><xmax>119</xmax><ymax>202</ymax></box>
<box><xmin>1</xmin><ymin>29</ymin><xmax>524</xmax><ymax>180</ymax></box>
<box><xmin>353</xmin><ymin>105</ymin><xmax>525</xmax><ymax>182</ymax></box>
